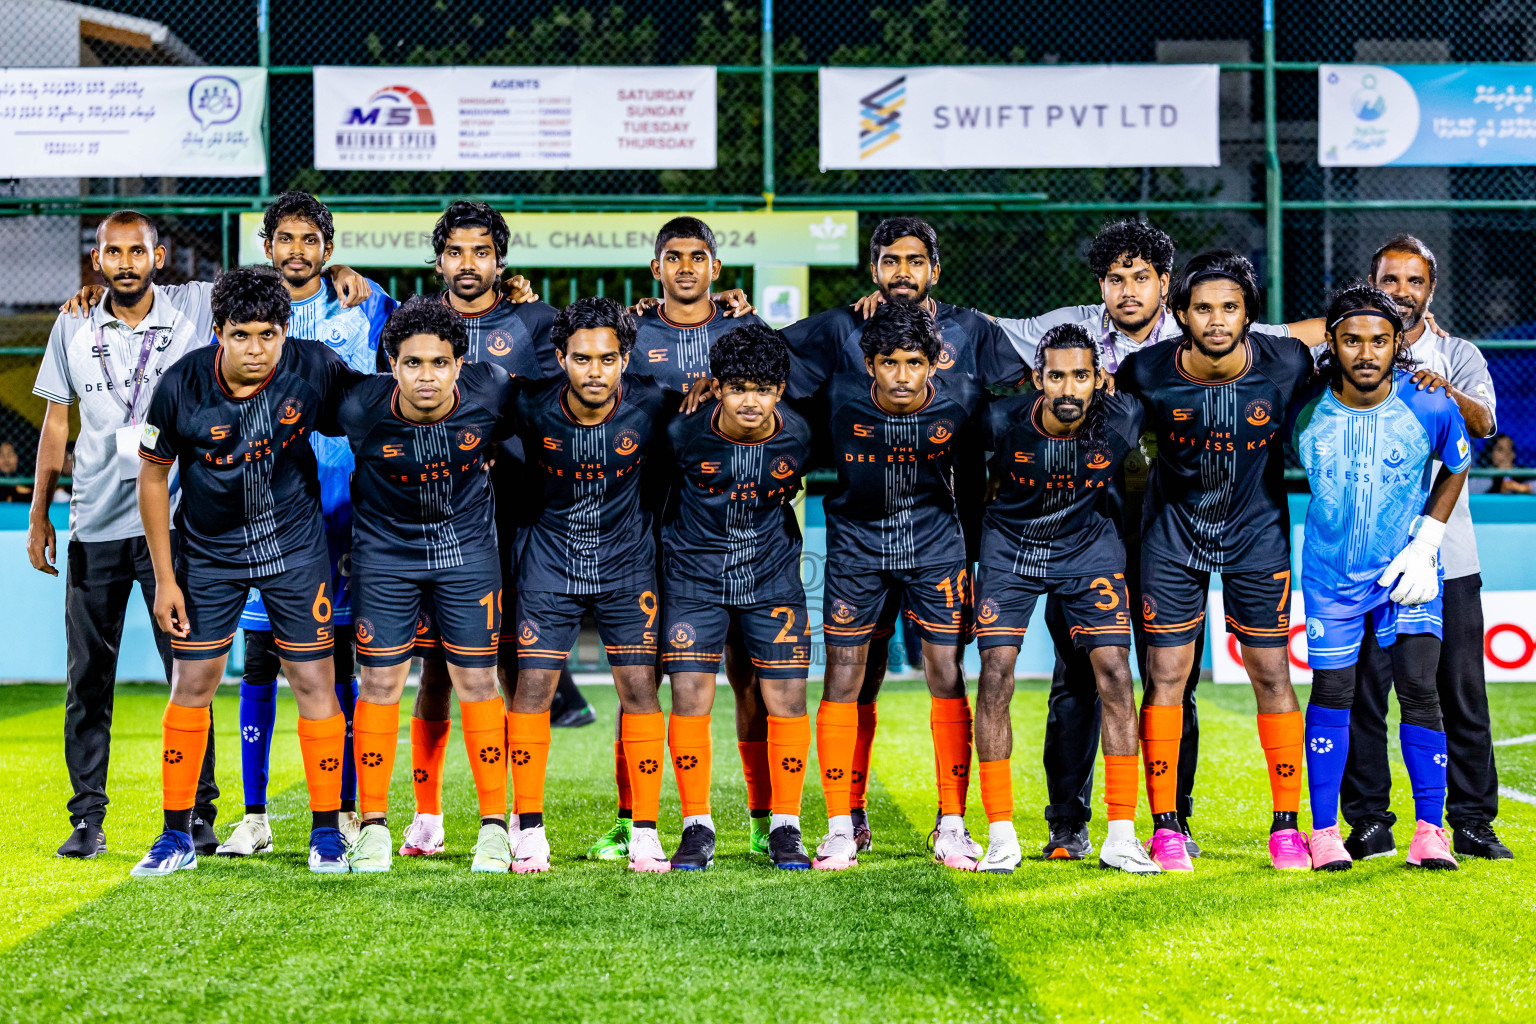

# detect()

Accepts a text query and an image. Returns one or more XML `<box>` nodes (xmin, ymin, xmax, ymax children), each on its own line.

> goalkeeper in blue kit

<box><xmin>1291</xmin><ymin>285</ymin><xmax>1472</xmax><ymax>872</ymax></box>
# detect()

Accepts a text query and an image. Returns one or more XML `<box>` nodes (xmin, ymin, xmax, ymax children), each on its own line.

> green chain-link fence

<box><xmin>2</xmin><ymin>0</ymin><xmax>1536</xmax><ymax>483</ymax></box>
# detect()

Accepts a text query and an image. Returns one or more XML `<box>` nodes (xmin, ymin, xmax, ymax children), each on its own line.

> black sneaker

<box><xmin>57</xmin><ymin>822</ymin><xmax>106</xmax><ymax>859</ymax></box>
<box><xmin>769</xmin><ymin>824</ymin><xmax>811</xmax><ymax>869</ymax></box>
<box><xmin>1042</xmin><ymin>820</ymin><xmax>1091</xmax><ymax>860</ymax></box>
<box><xmin>191</xmin><ymin>816</ymin><xmax>220</xmax><ymax>857</ymax></box>
<box><xmin>1343</xmin><ymin>820</ymin><xmax>1397</xmax><ymax>860</ymax></box>
<box><xmin>1452</xmin><ymin>821</ymin><xmax>1514</xmax><ymax>861</ymax></box>
<box><xmin>551</xmin><ymin>703</ymin><xmax>597</xmax><ymax>728</ymax></box>
<box><xmin>1178</xmin><ymin>816</ymin><xmax>1201</xmax><ymax>858</ymax></box>
<box><xmin>669</xmin><ymin>824</ymin><xmax>716</xmax><ymax>871</ymax></box>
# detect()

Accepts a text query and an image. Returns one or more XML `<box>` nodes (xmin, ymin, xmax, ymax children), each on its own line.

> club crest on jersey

<box><xmin>613</xmin><ymin>428</ymin><xmax>642</xmax><ymax>456</ymax></box>
<box><xmin>1244</xmin><ymin>399</ymin><xmax>1273</xmax><ymax>428</ymax></box>
<box><xmin>354</xmin><ymin>618</ymin><xmax>375</xmax><ymax>644</ymax></box>
<box><xmin>1384</xmin><ymin>446</ymin><xmax>1406</xmax><ymax>468</ymax></box>
<box><xmin>517</xmin><ymin>620</ymin><xmax>539</xmax><ymax>645</ymax></box>
<box><xmin>770</xmin><ymin>455</ymin><xmax>798</xmax><ymax>480</ymax></box>
<box><xmin>1142</xmin><ymin>596</ymin><xmax>1158</xmax><ymax>622</ymax></box>
<box><xmin>485</xmin><ymin>330</ymin><xmax>513</xmax><ymax>357</ymax></box>
<box><xmin>278</xmin><ymin>397</ymin><xmax>304</xmax><ymax>425</ymax></box>
<box><xmin>976</xmin><ymin>599</ymin><xmax>999</xmax><ymax>625</ymax></box>
<box><xmin>831</xmin><ymin>600</ymin><xmax>856</xmax><ymax>625</ymax></box>
<box><xmin>1306</xmin><ymin>617</ymin><xmax>1324</xmax><ymax>640</ymax></box>
<box><xmin>457</xmin><ymin>427</ymin><xmax>482</xmax><ymax>451</ymax></box>
<box><xmin>935</xmin><ymin>342</ymin><xmax>958</xmax><ymax>370</ymax></box>
<box><xmin>669</xmin><ymin>623</ymin><xmax>697</xmax><ymax>649</ymax></box>
<box><xmin>1084</xmin><ymin>448</ymin><xmax>1111</xmax><ymax>470</ymax></box>
<box><xmin>927</xmin><ymin>419</ymin><xmax>955</xmax><ymax>445</ymax></box>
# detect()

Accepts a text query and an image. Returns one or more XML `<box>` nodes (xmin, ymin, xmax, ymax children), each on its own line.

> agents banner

<box><xmin>312</xmin><ymin>66</ymin><xmax>715</xmax><ymax>170</ymax></box>
<box><xmin>1211</xmin><ymin>590</ymin><xmax>1536</xmax><ymax>684</ymax></box>
<box><xmin>1319</xmin><ymin>64</ymin><xmax>1536</xmax><ymax>166</ymax></box>
<box><xmin>238</xmin><ymin>210</ymin><xmax>857</xmax><ymax>268</ymax></box>
<box><xmin>0</xmin><ymin>67</ymin><xmax>266</xmax><ymax>178</ymax></box>
<box><xmin>818</xmin><ymin>65</ymin><xmax>1219</xmax><ymax>170</ymax></box>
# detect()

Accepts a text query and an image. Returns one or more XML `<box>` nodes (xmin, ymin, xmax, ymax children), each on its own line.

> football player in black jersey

<box><xmin>813</xmin><ymin>301</ymin><xmax>984</xmax><ymax>870</ymax></box>
<box><xmin>660</xmin><ymin>323</ymin><xmax>817</xmax><ymax>870</ymax></box>
<box><xmin>972</xmin><ymin>324</ymin><xmax>1159</xmax><ymax>875</ymax></box>
<box><xmin>132</xmin><ymin>266</ymin><xmax>362</xmax><ymax>877</ymax></box>
<box><xmin>1116</xmin><ymin>251</ymin><xmax>1312</xmax><ymax>873</ymax></box>
<box><xmin>504</xmin><ymin>297</ymin><xmax>673</xmax><ymax>874</ymax></box>
<box><xmin>332</xmin><ymin>298</ymin><xmax>517</xmax><ymax>875</ymax></box>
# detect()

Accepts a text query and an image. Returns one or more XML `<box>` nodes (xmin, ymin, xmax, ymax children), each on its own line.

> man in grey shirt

<box><xmin>1332</xmin><ymin>235</ymin><xmax>1511</xmax><ymax>861</ymax></box>
<box><xmin>29</xmin><ymin>211</ymin><xmax>221</xmax><ymax>858</ymax></box>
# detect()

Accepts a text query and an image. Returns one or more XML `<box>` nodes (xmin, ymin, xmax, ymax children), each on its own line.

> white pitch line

<box><xmin>1493</xmin><ymin>733</ymin><xmax>1536</xmax><ymax>747</ymax></box>
<box><xmin>1499</xmin><ymin>785</ymin><xmax>1536</xmax><ymax>807</ymax></box>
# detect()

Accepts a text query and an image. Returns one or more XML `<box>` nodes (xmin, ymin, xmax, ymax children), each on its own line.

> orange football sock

<box><xmin>850</xmin><ymin>702</ymin><xmax>877</xmax><ymax>808</ymax></box>
<box><xmin>1140</xmin><ymin>705</ymin><xmax>1183</xmax><ymax>816</ymax></box>
<box><xmin>1103</xmin><ymin>754</ymin><xmax>1140</xmax><ymax>822</ymax></box>
<box><xmin>1257</xmin><ymin>710</ymin><xmax>1304</xmax><ymax>813</ymax></box>
<box><xmin>297</xmin><ymin>713</ymin><xmax>346</xmax><ymax>812</ymax></box>
<box><xmin>668</xmin><ymin>713</ymin><xmax>713</xmax><ymax>818</ymax></box>
<box><xmin>767</xmin><ymin>714</ymin><xmax>811</xmax><ymax>816</ymax></box>
<box><xmin>738</xmin><ymin>740</ymin><xmax>771</xmax><ymax>814</ymax></box>
<box><xmin>930</xmin><ymin>696</ymin><xmax>973</xmax><ymax>816</ymax></box>
<box><xmin>353</xmin><ymin>700</ymin><xmax>401</xmax><ymax>815</ymax></box>
<box><xmin>978</xmin><ymin>759</ymin><xmax>1013</xmax><ymax>823</ymax></box>
<box><xmin>622</xmin><ymin>711</ymin><xmax>666</xmax><ymax>825</ymax></box>
<box><xmin>815</xmin><ymin>701</ymin><xmax>858</xmax><ymax>817</ymax></box>
<box><xmin>161</xmin><ymin>703</ymin><xmax>210</xmax><ymax>812</ymax></box>
<box><xmin>409</xmin><ymin>717</ymin><xmax>450</xmax><ymax>815</ymax></box>
<box><xmin>615</xmin><ymin>737</ymin><xmax>633</xmax><ymax>816</ymax></box>
<box><xmin>460</xmin><ymin>698</ymin><xmax>507</xmax><ymax>818</ymax></box>
<box><xmin>506</xmin><ymin>711</ymin><xmax>550</xmax><ymax>815</ymax></box>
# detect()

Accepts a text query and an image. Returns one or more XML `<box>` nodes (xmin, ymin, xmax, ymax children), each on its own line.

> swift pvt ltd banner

<box><xmin>313</xmin><ymin>66</ymin><xmax>715</xmax><ymax>170</ymax></box>
<box><xmin>818</xmin><ymin>65</ymin><xmax>1220</xmax><ymax>169</ymax></box>
<box><xmin>0</xmin><ymin>67</ymin><xmax>266</xmax><ymax>178</ymax></box>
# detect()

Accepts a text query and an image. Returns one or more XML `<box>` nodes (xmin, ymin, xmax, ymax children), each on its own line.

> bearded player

<box><xmin>1115</xmin><ymin>250</ymin><xmax>1313</xmax><ymax>872</ymax></box>
<box><xmin>972</xmin><ymin>324</ymin><xmax>1159</xmax><ymax>875</ymax></box>
<box><xmin>1292</xmin><ymin>285</ymin><xmax>1471</xmax><ymax>871</ymax></box>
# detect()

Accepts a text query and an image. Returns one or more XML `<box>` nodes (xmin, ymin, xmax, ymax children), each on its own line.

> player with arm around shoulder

<box><xmin>1292</xmin><ymin>285</ymin><xmax>1472</xmax><ymax>872</ymax></box>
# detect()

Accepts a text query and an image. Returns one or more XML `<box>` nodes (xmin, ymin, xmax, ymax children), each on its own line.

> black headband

<box><xmin>1327</xmin><ymin>307</ymin><xmax>1403</xmax><ymax>332</ymax></box>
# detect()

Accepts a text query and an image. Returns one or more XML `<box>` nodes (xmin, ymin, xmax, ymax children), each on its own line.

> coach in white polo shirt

<box><xmin>28</xmin><ymin>211</ymin><xmax>221</xmax><ymax>860</ymax></box>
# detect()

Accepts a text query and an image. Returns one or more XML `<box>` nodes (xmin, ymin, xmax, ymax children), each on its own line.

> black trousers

<box><xmin>64</xmin><ymin>535</ymin><xmax>218</xmax><ymax>827</ymax></box>
<box><xmin>1342</xmin><ymin>573</ymin><xmax>1497</xmax><ymax>828</ymax></box>
<box><xmin>1042</xmin><ymin>491</ymin><xmax>1202</xmax><ymax>824</ymax></box>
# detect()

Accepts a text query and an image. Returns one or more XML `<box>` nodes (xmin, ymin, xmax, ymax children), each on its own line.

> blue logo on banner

<box><xmin>189</xmin><ymin>75</ymin><xmax>242</xmax><ymax>129</ymax></box>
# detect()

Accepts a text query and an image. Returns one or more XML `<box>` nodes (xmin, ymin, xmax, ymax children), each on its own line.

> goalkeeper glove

<box><xmin>1376</xmin><ymin>516</ymin><xmax>1445</xmax><ymax>606</ymax></box>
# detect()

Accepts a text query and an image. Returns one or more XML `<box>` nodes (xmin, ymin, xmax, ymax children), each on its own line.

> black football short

<box><xmin>973</xmin><ymin>565</ymin><xmax>1132</xmax><ymax>651</ymax></box>
<box><xmin>514</xmin><ymin>583</ymin><xmax>660</xmax><ymax>671</ymax></box>
<box><xmin>662</xmin><ymin>587</ymin><xmax>812</xmax><ymax>679</ymax></box>
<box><xmin>353</xmin><ymin>563</ymin><xmax>502</xmax><ymax>668</ymax></box>
<box><xmin>175</xmin><ymin>557</ymin><xmax>333</xmax><ymax>663</ymax></box>
<box><xmin>1140</xmin><ymin>557</ymin><xmax>1292</xmax><ymax>648</ymax></box>
<box><xmin>822</xmin><ymin>561</ymin><xmax>972</xmax><ymax>648</ymax></box>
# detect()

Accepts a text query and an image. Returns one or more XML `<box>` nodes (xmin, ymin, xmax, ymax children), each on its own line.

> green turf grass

<box><xmin>1</xmin><ymin>679</ymin><xmax>1533</xmax><ymax>1023</ymax></box>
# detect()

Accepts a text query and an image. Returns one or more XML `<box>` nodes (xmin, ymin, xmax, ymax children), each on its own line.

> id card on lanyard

<box><xmin>100</xmin><ymin>324</ymin><xmax>162</xmax><ymax>481</ymax></box>
<box><xmin>1099</xmin><ymin>306</ymin><xmax>1166</xmax><ymax>374</ymax></box>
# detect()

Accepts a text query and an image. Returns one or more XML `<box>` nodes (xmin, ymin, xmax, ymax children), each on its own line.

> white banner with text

<box><xmin>0</xmin><ymin>67</ymin><xmax>266</xmax><ymax>178</ymax></box>
<box><xmin>819</xmin><ymin>64</ymin><xmax>1220</xmax><ymax>169</ymax></box>
<box><xmin>313</xmin><ymin>66</ymin><xmax>715</xmax><ymax>170</ymax></box>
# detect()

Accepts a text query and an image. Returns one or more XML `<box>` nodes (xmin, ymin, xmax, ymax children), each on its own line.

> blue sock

<box><xmin>1304</xmin><ymin>704</ymin><xmax>1351</xmax><ymax>830</ymax></box>
<box><xmin>336</xmin><ymin>677</ymin><xmax>359</xmax><ymax>806</ymax></box>
<box><xmin>239</xmin><ymin>680</ymin><xmax>277</xmax><ymax>811</ymax></box>
<box><xmin>1399</xmin><ymin>722</ymin><xmax>1448</xmax><ymax>826</ymax></box>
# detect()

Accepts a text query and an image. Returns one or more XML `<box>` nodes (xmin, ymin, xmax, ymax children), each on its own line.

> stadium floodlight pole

<box><xmin>1263</xmin><ymin>0</ymin><xmax>1282</xmax><ymax>322</ymax></box>
<box><xmin>761</xmin><ymin>0</ymin><xmax>775</xmax><ymax>202</ymax></box>
<box><xmin>258</xmin><ymin>0</ymin><xmax>271</xmax><ymax>199</ymax></box>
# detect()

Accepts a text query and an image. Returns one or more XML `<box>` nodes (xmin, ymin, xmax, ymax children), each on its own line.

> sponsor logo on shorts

<box><xmin>770</xmin><ymin>455</ymin><xmax>798</xmax><ymax>479</ymax></box>
<box><xmin>1244</xmin><ymin>399</ymin><xmax>1272</xmax><ymax>427</ymax></box>
<box><xmin>1142</xmin><ymin>596</ymin><xmax>1158</xmax><ymax>622</ymax></box>
<box><xmin>415</xmin><ymin>611</ymin><xmax>432</xmax><ymax>636</ymax></box>
<box><xmin>927</xmin><ymin>419</ymin><xmax>955</xmax><ymax>445</ymax></box>
<box><xmin>977</xmin><ymin>599</ymin><xmax>999</xmax><ymax>625</ymax></box>
<box><xmin>1084</xmin><ymin>448</ymin><xmax>1111</xmax><ymax>470</ymax></box>
<box><xmin>669</xmin><ymin>622</ymin><xmax>697</xmax><ymax>649</ymax></box>
<box><xmin>613</xmin><ymin>428</ymin><xmax>642</xmax><ymax>456</ymax></box>
<box><xmin>517</xmin><ymin>620</ymin><xmax>538</xmax><ymax>645</ymax></box>
<box><xmin>831</xmin><ymin>600</ymin><xmax>856</xmax><ymax>625</ymax></box>
<box><xmin>485</xmin><ymin>330</ymin><xmax>513</xmax><ymax>357</ymax></box>
<box><xmin>355</xmin><ymin>618</ymin><xmax>375</xmax><ymax>644</ymax></box>
<box><xmin>1306</xmin><ymin>616</ymin><xmax>1324</xmax><ymax>640</ymax></box>
<box><xmin>278</xmin><ymin>397</ymin><xmax>304</xmax><ymax>425</ymax></box>
<box><xmin>457</xmin><ymin>427</ymin><xmax>482</xmax><ymax>451</ymax></box>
